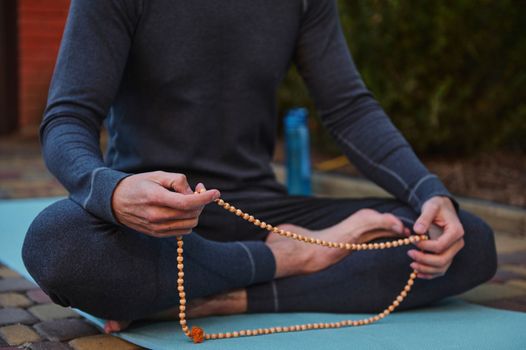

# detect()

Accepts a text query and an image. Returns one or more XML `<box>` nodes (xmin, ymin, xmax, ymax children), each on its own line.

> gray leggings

<box><xmin>22</xmin><ymin>194</ymin><xmax>497</xmax><ymax>320</ymax></box>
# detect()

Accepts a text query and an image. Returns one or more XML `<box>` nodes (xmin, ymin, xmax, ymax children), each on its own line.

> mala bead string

<box><xmin>214</xmin><ymin>197</ymin><xmax>429</xmax><ymax>249</ymax></box>
<box><xmin>177</xmin><ymin>192</ymin><xmax>428</xmax><ymax>343</ymax></box>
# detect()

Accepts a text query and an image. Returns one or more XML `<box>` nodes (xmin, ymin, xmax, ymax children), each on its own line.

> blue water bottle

<box><xmin>284</xmin><ymin>108</ymin><xmax>312</xmax><ymax>195</ymax></box>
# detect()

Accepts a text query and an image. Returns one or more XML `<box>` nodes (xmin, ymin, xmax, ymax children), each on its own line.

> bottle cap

<box><xmin>284</xmin><ymin>108</ymin><xmax>308</xmax><ymax>128</ymax></box>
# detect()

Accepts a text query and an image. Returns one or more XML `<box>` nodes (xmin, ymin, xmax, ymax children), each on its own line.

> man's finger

<box><xmin>153</xmin><ymin>171</ymin><xmax>193</xmax><ymax>194</ymax></box>
<box><xmin>413</xmin><ymin>201</ymin><xmax>440</xmax><ymax>234</ymax></box>
<box><xmin>416</xmin><ymin>273</ymin><xmax>435</xmax><ymax>280</ymax></box>
<box><xmin>410</xmin><ymin>262</ymin><xmax>448</xmax><ymax>276</ymax></box>
<box><xmin>151</xmin><ymin>229</ymin><xmax>193</xmax><ymax>238</ymax></box>
<box><xmin>140</xmin><ymin>207</ymin><xmax>201</xmax><ymax>224</ymax></box>
<box><xmin>152</xmin><ymin>218</ymin><xmax>200</xmax><ymax>234</ymax></box>
<box><xmin>195</xmin><ymin>182</ymin><xmax>206</xmax><ymax>193</ymax></box>
<box><xmin>160</xmin><ymin>189</ymin><xmax>220</xmax><ymax>211</ymax></box>
<box><xmin>416</xmin><ymin>222</ymin><xmax>464</xmax><ymax>253</ymax></box>
<box><xmin>408</xmin><ymin>239</ymin><xmax>463</xmax><ymax>268</ymax></box>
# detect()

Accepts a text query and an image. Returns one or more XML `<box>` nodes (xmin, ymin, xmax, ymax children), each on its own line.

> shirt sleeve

<box><xmin>294</xmin><ymin>0</ymin><xmax>458</xmax><ymax>213</ymax></box>
<box><xmin>40</xmin><ymin>0</ymin><xmax>141</xmax><ymax>223</ymax></box>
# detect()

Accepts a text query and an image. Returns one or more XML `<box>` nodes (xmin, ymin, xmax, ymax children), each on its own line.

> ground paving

<box><xmin>1</xmin><ymin>135</ymin><xmax>525</xmax><ymax>349</ymax></box>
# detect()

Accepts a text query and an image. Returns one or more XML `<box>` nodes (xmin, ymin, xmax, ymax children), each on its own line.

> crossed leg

<box><xmin>22</xmin><ymin>195</ymin><xmax>497</xmax><ymax>334</ymax></box>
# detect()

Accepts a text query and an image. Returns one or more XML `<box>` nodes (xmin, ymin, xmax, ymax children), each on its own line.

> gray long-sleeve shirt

<box><xmin>41</xmin><ymin>0</ymin><xmax>454</xmax><ymax>224</ymax></box>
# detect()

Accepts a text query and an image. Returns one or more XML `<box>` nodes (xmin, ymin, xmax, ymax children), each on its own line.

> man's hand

<box><xmin>408</xmin><ymin>196</ymin><xmax>464</xmax><ymax>279</ymax></box>
<box><xmin>112</xmin><ymin>171</ymin><xmax>220</xmax><ymax>237</ymax></box>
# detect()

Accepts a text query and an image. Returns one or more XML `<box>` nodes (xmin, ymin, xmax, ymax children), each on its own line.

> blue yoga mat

<box><xmin>1</xmin><ymin>197</ymin><xmax>525</xmax><ymax>350</ymax></box>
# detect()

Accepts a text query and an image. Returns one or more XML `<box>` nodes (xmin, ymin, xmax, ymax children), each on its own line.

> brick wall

<box><xmin>18</xmin><ymin>0</ymin><xmax>69</xmax><ymax>131</ymax></box>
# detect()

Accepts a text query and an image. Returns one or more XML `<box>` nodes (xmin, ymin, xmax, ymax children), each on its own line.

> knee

<box><xmin>22</xmin><ymin>200</ymin><xmax>158</xmax><ymax>320</ymax></box>
<box><xmin>22</xmin><ymin>199</ymin><xmax>88</xmax><ymax>306</ymax></box>
<box><xmin>456</xmin><ymin>210</ymin><xmax>497</xmax><ymax>286</ymax></box>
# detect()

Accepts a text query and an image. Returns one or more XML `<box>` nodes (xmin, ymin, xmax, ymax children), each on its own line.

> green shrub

<box><xmin>278</xmin><ymin>0</ymin><xmax>526</xmax><ymax>155</ymax></box>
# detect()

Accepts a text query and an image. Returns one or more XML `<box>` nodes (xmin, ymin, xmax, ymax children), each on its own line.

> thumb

<box><xmin>414</xmin><ymin>201</ymin><xmax>440</xmax><ymax>234</ymax></box>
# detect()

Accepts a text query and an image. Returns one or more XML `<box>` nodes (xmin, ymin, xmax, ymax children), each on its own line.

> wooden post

<box><xmin>0</xmin><ymin>0</ymin><xmax>18</xmax><ymax>135</ymax></box>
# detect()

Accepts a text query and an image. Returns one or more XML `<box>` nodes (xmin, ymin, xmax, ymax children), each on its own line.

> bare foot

<box><xmin>103</xmin><ymin>290</ymin><xmax>247</xmax><ymax>333</ymax></box>
<box><xmin>104</xmin><ymin>319</ymin><xmax>131</xmax><ymax>334</ymax></box>
<box><xmin>267</xmin><ymin>209</ymin><xmax>408</xmax><ymax>277</ymax></box>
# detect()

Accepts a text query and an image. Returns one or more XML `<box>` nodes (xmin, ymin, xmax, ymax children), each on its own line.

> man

<box><xmin>23</xmin><ymin>0</ymin><xmax>496</xmax><ymax>333</ymax></box>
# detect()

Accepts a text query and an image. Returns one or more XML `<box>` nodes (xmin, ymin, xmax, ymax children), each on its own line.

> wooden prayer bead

<box><xmin>175</xmin><ymin>196</ymin><xmax>429</xmax><ymax>343</ymax></box>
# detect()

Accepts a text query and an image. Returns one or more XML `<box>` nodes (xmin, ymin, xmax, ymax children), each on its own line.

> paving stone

<box><xmin>0</xmin><ymin>308</ymin><xmax>38</xmax><ymax>326</ymax></box>
<box><xmin>0</xmin><ymin>278</ymin><xmax>37</xmax><ymax>292</ymax></box>
<box><xmin>27</xmin><ymin>289</ymin><xmax>53</xmax><ymax>304</ymax></box>
<box><xmin>69</xmin><ymin>335</ymin><xmax>142</xmax><ymax>350</ymax></box>
<box><xmin>34</xmin><ymin>319</ymin><xmax>98</xmax><ymax>342</ymax></box>
<box><xmin>459</xmin><ymin>283</ymin><xmax>526</xmax><ymax>303</ymax></box>
<box><xmin>0</xmin><ymin>292</ymin><xmax>33</xmax><ymax>307</ymax></box>
<box><xmin>500</xmin><ymin>264</ymin><xmax>526</xmax><ymax>277</ymax></box>
<box><xmin>490</xmin><ymin>269</ymin><xmax>525</xmax><ymax>283</ymax></box>
<box><xmin>28</xmin><ymin>304</ymin><xmax>80</xmax><ymax>321</ymax></box>
<box><xmin>507</xmin><ymin>279</ymin><xmax>526</xmax><ymax>290</ymax></box>
<box><xmin>479</xmin><ymin>297</ymin><xmax>526</xmax><ymax>313</ymax></box>
<box><xmin>0</xmin><ymin>267</ymin><xmax>20</xmax><ymax>279</ymax></box>
<box><xmin>495</xmin><ymin>235</ymin><xmax>526</xmax><ymax>254</ymax></box>
<box><xmin>29</xmin><ymin>341</ymin><xmax>73</xmax><ymax>350</ymax></box>
<box><xmin>498</xmin><ymin>251</ymin><xmax>526</xmax><ymax>266</ymax></box>
<box><xmin>0</xmin><ymin>324</ymin><xmax>41</xmax><ymax>345</ymax></box>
